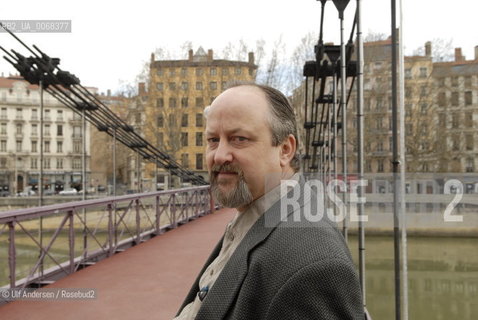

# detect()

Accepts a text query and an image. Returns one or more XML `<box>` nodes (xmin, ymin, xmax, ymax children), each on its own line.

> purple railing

<box><xmin>0</xmin><ymin>186</ymin><xmax>214</xmax><ymax>291</ymax></box>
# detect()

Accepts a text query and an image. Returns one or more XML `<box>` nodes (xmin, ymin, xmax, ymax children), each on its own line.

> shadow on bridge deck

<box><xmin>0</xmin><ymin>208</ymin><xmax>236</xmax><ymax>320</ymax></box>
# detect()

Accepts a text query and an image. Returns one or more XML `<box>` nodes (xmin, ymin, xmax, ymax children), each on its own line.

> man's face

<box><xmin>205</xmin><ymin>86</ymin><xmax>284</xmax><ymax>210</ymax></box>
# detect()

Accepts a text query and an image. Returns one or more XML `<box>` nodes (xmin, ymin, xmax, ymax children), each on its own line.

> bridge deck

<box><xmin>0</xmin><ymin>208</ymin><xmax>236</xmax><ymax>320</ymax></box>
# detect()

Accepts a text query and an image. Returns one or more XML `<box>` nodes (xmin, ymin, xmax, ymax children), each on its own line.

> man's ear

<box><xmin>279</xmin><ymin>134</ymin><xmax>297</xmax><ymax>168</ymax></box>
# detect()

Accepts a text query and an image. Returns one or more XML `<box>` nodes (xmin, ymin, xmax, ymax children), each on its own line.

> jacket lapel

<box><xmin>176</xmin><ymin>235</ymin><xmax>224</xmax><ymax>316</ymax></box>
<box><xmin>196</xmin><ymin>179</ymin><xmax>311</xmax><ymax>319</ymax></box>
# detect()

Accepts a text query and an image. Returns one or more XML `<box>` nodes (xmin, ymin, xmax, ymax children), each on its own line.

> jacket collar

<box><xmin>196</xmin><ymin>177</ymin><xmax>310</xmax><ymax>319</ymax></box>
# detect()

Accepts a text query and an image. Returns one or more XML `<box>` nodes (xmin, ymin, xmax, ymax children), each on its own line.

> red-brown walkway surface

<box><xmin>0</xmin><ymin>208</ymin><xmax>236</xmax><ymax>320</ymax></box>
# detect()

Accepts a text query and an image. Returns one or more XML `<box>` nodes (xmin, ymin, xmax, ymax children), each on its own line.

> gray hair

<box><xmin>222</xmin><ymin>81</ymin><xmax>300</xmax><ymax>172</ymax></box>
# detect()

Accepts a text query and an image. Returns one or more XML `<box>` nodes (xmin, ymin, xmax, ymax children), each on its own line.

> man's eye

<box><xmin>207</xmin><ymin>138</ymin><xmax>219</xmax><ymax>143</ymax></box>
<box><xmin>232</xmin><ymin>136</ymin><xmax>248</xmax><ymax>142</ymax></box>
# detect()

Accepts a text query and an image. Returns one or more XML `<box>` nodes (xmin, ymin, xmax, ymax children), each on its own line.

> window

<box><xmin>375</xmin><ymin>118</ymin><xmax>382</xmax><ymax>129</ymax></box>
<box><xmin>196</xmin><ymin>113</ymin><xmax>203</xmax><ymax>127</ymax></box>
<box><xmin>196</xmin><ymin>132</ymin><xmax>203</xmax><ymax>146</ymax></box>
<box><xmin>156</xmin><ymin>69</ymin><xmax>163</xmax><ymax>76</ymax></box>
<box><xmin>406</xmin><ymin>124</ymin><xmax>412</xmax><ymax>136</ymax></box>
<box><xmin>377</xmin><ymin>160</ymin><xmax>384</xmax><ymax>172</ymax></box>
<box><xmin>169</xmin><ymin>68</ymin><xmax>176</xmax><ymax>77</ymax></box>
<box><xmin>451</xmin><ymin>77</ymin><xmax>459</xmax><ymax>87</ymax></box>
<box><xmin>419</xmin><ymin>67</ymin><xmax>427</xmax><ymax>78</ymax></box>
<box><xmin>235</xmin><ymin>67</ymin><xmax>242</xmax><ymax>75</ymax></box>
<box><xmin>1</xmin><ymin>108</ymin><xmax>7</xmax><ymax>119</ymax></box>
<box><xmin>31</xmin><ymin>109</ymin><xmax>38</xmax><ymax>120</ymax></box>
<box><xmin>45</xmin><ymin>109</ymin><xmax>51</xmax><ymax>120</ymax></box>
<box><xmin>377</xmin><ymin>142</ymin><xmax>383</xmax><ymax>152</ymax></box>
<box><xmin>181</xmin><ymin>82</ymin><xmax>189</xmax><ymax>90</ymax></box>
<box><xmin>44</xmin><ymin>141</ymin><xmax>50</xmax><ymax>153</ymax></box>
<box><xmin>181</xmin><ymin>114</ymin><xmax>188</xmax><ymax>127</ymax></box>
<box><xmin>157</xmin><ymin>115</ymin><xmax>164</xmax><ymax>127</ymax></box>
<box><xmin>156</xmin><ymin>82</ymin><xmax>163</xmax><ymax>91</ymax></box>
<box><xmin>196</xmin><ymin>82</ymin><xmax>203</xmax><ymax>90</ymax></box>
<box><xmin>196</xmin><ymin>68</ymin><xmax>203</xmax><ymax>76</ymax></box>
<box><xmin>157</xmin><ymin>98</ymin><xmax>164</xmax><ymax>108</ymax></box>
<box><xmin>0</xmin><ymin>140</ymin><xmax>6</xmax><ymax>152</ymax></box>
<box><xmin>31</xmin><ymin>158</ymin><xmax>37</xmax><ymax>169</ymax></box>
<box><xmin>169</xmin><ymin>82</ymin><xmax>176</xmax><ymax>90</ymax></box>
<box><xmin>222</xmin><ymin>68</ymin><xmax>229</xmax><ymax>76</ymax></box>
<box><xmin>196</xmin><ymin>153</ymin><xmax>203</xmax><ymax>170</ymax></box>
<box><xmin>32</xmin><ymin>124</ymin><xmax>38</xmax><ymax>137</ymax></box>
<box><xmin>465</xmin><ymin>76</ymin><xmax>472</xmax><ymax>87</ymax></box>
<box><xmin>438</xmin><ymin>92</ymin><xmax>446</xmax><ymax>106</ymax></box>
<box><xmin>195</xmin><ymin>97</ymin><xmax>205</xmax><ymax>108</ymax></box>
<box><xmin>420</xmin><ymin>103</ymin><xmax>427</xmax><ymax>114</ymax></box>
<box><xmin>181</xmin><ymin>68</ymin><xmax>187</xmax><ymax>77</ymax></box>
<box><xmin>405</xmin><ymin>87</ymin><xmax>412</xmax><ymax>99</ymax></box>
<box><xmin>57</xmin><ymin>110</ymin><xmax>63</xmax><ymax>121</ymax></box>
<box><xmin>15</xmin><ymin>123</ymin><xmax>22</xmax><ymax>135</ymax></box>
<box><xmin>452</xmin><ymin>114</ymin><xmax>459</xmax><ymax>128</ymax></box>
<box><xmin>16</xmin><ymin>140</ymin><xmax>22</xmax><ymax>152</ymax></box>
<box><xmin>16</xmin><ymin>108</ymin><xmax>22</xmax><ymax>120</ymax></box>
<box><xmin>420</xmin><ymin>124</ymin><xmax>427</xmax><ymax>136</ymax></box>
<box><xmin>465</xmin><ymin>91</ymin><xmax>473</xmax><ymax>105</ymax></box>
<box><xmin>439</xmin><ymin>114</ymin><xmax>446</xmax><ymax>126</ymax></box>
<box><xmin>73</xmin><ymin>141</ymin><xmax>81</xmax><ymax>153</ymax></box>
<box><xmin>57</xmin><ymin>141</ymin><xmax>63</xmax><ymax>153</ymax></box>
<box><xmin>57</xmin><ymin>125</ymin><xmax>63</xmax><ymax>136</ymax></box>
<box><xmin>56</xmin><ymin>158</ymin><xmax>63</xmax><ymax>169</ymax></box>
<box><xmin>169</xmin><ymin>98</ymin><xmax>177</xmax><ymax>108</ymax></box>
<box><xmin>210</xmin><ymin>82</ymin><xmax>217</xmax><ymax>90</ymax></box>
<box><xmin>45</xmin><ymin>124</ymin><xmax>50</xmax><ymax>136</ymax></box>
<box><xmin>420</xmin><ymin>86</ymin><xmax>427</xmax><ymax>97</ymax></box>
<box><xmin>72</xmin><ymin>158</ymin><xmax>81</xmax><ymax>169</ymax></box>
<box><xmin>0</xmin><ymin>123</ymin><xmax>6</xmax><ymax>135</ymax></box>
<box><xmin>210</xmin><ymin>67</ymin><xmax>217</xmax><ymax>76</ymax></box>
<box><xmin>157</xmin><ymin>132</ymin><xmax>164</xmax><ymax>145</ymax></box>
<box><xmin>32</xmin><ymin>141</ymin><xmax>37</xmax><ymax>153</ymax></box>
<box><xmin>405</xmin><ymin>68</ymin><xmax>412</xmax><ymax>79</ymax></box>
<box><xmin>181</xmin><ymin>97</ymin><xmax>188</xmax><ymax>108</ymax></box>
<box><xmin>465</xmin><ymin>112</ymin><xmax>473</xmax><ymax>127</ymax></box>
<box><xmin>181</xmin><ymin>132</ymin><xmax>188</xmax><ymax>147</ymax></box>
<box><xmin>181</xmin><ymin>153</ymin><xmax>189</xmax><ymax>167</ymax></box>
<box><xmin>452</xmin><ymin>135</ymin><xmax>460</xmax><ymax>151</ymax></box>
<box><xmin>451</xmin><ymin>92</ymin><xmax>459</xmax><ymax>106</ymax></box>
<box><xmin>222</xmin><ymin>81</ymin><xmax>227</xmax><ymax>90</ymax></box>
<box><xmin>169</xmin><ymin>114</ymin><xmax>176</xmax><ymax>127</ymax></box>
<box><xmin>466</xmin><ymin>158</ymin><xmax>474</xmax><ymax>172</ymax></box>
<box><xmin>466</xmin><ymin>134</ymin><xmax>474</xmax><ymax>151</ymax></box>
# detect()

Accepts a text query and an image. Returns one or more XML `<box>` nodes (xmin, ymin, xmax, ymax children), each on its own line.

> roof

<box><xmin>0</xmin><ymin>76</ymin><xmax>40</xmax><ymax>90</ymax></box>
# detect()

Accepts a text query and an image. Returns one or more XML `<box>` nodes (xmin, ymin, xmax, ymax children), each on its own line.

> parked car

<box><xmin>17</xmin><ymin>189</ymin><xmax>36</xmax><ymax>197</ymax></box>
<box><xmin>43</xmin><ymin>189</ymin><xmax>55</xmax><ymax>196</ymax></box>
<box><xmin>0</xmin><ymin>190</ymin><xmax>10</xmax><ymax>197</ymax></box>
<box><xmin>59</xmin><ymin>188</ymin><xmax>78</xmax><ymax>195</ymax></box>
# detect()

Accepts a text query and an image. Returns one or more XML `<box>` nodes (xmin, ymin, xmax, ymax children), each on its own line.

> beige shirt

<box><xmin>173</xmin><ymin>174</ymin><xmax>296</xmax><ymax>320</ymax></box>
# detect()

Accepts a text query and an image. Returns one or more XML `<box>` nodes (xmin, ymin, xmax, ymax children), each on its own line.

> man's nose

<box><xmin>213</xmin><ymin>140</ymin><xmax>233</xmax><ymax>165</ymax></box>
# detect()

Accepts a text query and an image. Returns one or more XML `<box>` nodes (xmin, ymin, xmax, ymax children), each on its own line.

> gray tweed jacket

<box><xmin>177</xmin><ymin>184</ymin><xmax>364</xmax><ymax>319</ymax></box>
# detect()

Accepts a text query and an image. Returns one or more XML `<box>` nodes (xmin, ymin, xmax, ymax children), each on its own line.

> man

<box><xmin>175</xmin><ymin>83</ymin><xmax>364</xmax><ymax>319</ymax></box>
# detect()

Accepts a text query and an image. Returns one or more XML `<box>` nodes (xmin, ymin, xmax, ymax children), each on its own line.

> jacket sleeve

<box><xmin>265</xmin><ymin>259</ymin><xmax>365</xmax><ymax>320</ymax></box>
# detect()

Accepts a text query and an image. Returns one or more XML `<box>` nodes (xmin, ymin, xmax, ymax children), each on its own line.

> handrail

<box><xmin>0</xmin><ymin>186</ymin><xmax>214</xmax><ymax>292</ymax></box>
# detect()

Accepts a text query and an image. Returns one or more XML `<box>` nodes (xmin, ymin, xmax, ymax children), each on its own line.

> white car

<box><xmin>59</xmin><ymin>188</ymin><xmax>78</xmax><ymax>195</ymax></box>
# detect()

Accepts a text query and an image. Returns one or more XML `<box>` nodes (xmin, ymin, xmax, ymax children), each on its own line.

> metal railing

<box><xmin>0</xmin><ymin>186</ymin><xmax>214</xmax><ymax>290</ymax></box>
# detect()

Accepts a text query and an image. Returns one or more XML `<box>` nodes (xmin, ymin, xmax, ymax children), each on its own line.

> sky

<box><xmin>0</xmin><ymin>0</ymin><xmax>477</xmax><ymax>94</ymax></box>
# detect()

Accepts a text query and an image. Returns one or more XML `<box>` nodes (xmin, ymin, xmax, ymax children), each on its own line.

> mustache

<box><xmin>211</xmin><ymin>163</ymin><xmax>243</xmax><ymax>175</ymax></box>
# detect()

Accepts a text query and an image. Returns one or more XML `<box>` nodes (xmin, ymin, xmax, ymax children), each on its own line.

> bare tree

<box><xmin>412</xmin><ymin>38</ymin><xmax>454</xmax><ymax>62</ymax></box>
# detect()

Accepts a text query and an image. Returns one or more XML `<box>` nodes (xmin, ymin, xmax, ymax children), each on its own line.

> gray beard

<box><xmin>211</xmin><ymin>173</ymin><xmax>253</xmax><ymax>208</ymax></box>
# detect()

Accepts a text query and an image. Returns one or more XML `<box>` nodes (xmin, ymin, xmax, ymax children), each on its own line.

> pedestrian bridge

<box><xmin>0</xmin><ymin>187</ymin><xmax>238</xmax><ymax>319</ymax></box>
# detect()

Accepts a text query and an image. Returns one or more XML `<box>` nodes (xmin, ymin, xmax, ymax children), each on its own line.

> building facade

<box><xmin>142</xmin><ymin>47</ymin><xmax>257</xmax><ymax>186</ymax></box>
<box><xmin>334</xmin><ymin>39</ymin><xmax>478</xmax><ymax>175</ymax></box>
<box><xmin>0</xmin><ymin>76</ymin><xmax>92</xmax><ymax>195</ymax></box>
